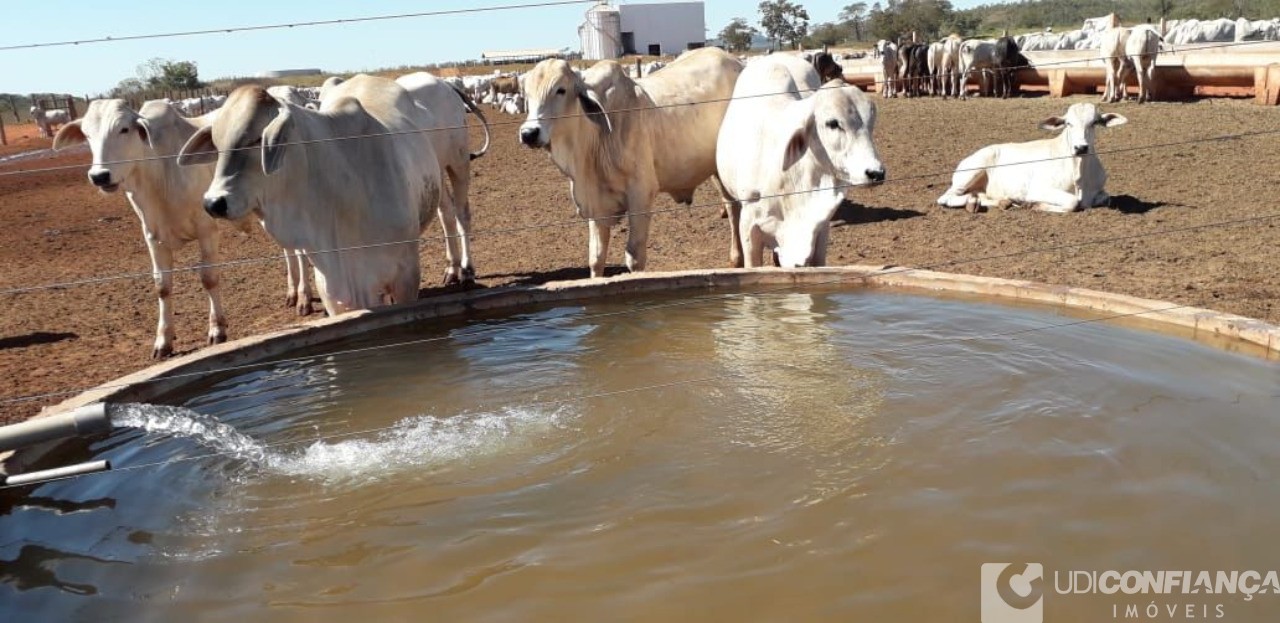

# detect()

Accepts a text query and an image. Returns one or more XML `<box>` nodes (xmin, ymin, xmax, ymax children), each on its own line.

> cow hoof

<box><xmin>297</xmin><ymin>301</ymin><xmax>314</xmax><ymax>316</ymax></box>
<box><xmin>286</xmin><ymin>293</ymin><xmax>298</xmax><ymax>308</ymax></box>
<box><xmin>461</xmin><ymin>266</ymin><xmax>477</xmax><ymax>283</ymax></box>
<box><xmin>152</xmin><ymin>344</ymin><xmax>174</xmax><ymax>359</ymax></box>
<box><xmin>208</xmin><ymin>333</ymin><xmax>228</xmax><ymax>346</ymax></box>
<box><xmin>442</xmin><ymin>270</ymin><xmax>461</xmax><ymax>286</ymax></box>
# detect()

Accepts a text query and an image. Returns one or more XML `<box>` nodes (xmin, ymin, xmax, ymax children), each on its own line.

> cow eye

<box><xmin>555</xmin><ymin>87</ymin><xmax>567</xmax><ymax>96</ymax></box>
<box><xmin>119</xmin><ymin>127</ymin><xmax>129</xmax><ymax>134</ymax></box>
<box><xmin>825</xmin><ymin>119</ymin><xmax>841</xmax><ymax>130</ymax></box>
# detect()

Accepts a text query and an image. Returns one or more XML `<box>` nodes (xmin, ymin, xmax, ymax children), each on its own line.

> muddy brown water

<box><xmin>2</xmin><ymin>288</ymin><xmax>1279</xmax><ymax>621</ymax></box>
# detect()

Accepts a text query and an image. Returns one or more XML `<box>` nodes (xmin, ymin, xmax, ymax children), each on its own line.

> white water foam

<box><xmin>111</xmin><ymin>403</ymin><xmax>567</xmax><ymax>484</ymax></box>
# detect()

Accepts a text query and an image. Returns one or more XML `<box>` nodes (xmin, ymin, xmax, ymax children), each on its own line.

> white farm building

<box><xmin>579</xmin><ymin>1</ymin><xmax>706</xmax><ymax>60</ymax></box>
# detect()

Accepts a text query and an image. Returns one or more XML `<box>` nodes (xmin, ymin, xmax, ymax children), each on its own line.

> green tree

<box><xmin>719</xmin><ymin>17</ymin><xmax>759</xmax><ymax>52</ymax></box>
<box><xmin>840</xmin><ymin>2</ymin><xmax>869</xmax><ymax>40</ymax></box>
<box><xmin>759</xmin><ymin>0</ymin><xmax>811</xmax><ymax>49</ymax></box>
<box><xmin>137</xmin><ymin>58</ymin><xmax>203</xmax><ymax>91</ymax></box>
<box><xmin>804</xmin><ymin>22</ymin><xmax>852</xmax><ymax>48</ymax></box>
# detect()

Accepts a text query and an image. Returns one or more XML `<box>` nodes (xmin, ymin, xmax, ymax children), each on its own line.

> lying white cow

<box><xmin>518</xmin><ymin>47</ymin><xmax>743</xmax><ymax>276</ymax></box>
<box><xmin>717</xmin><ymin>54</ymin><xmax>884</xmax><ymax>268</ymax></box>
<box><xmin>936</xmin><ymin>103</ymin><xmax>1127</xmax><ymax>213</ymax></box>
<box><xmin>179</xmin><ymin>78</ymin><xmax>444</xmax><ymax>314</ymax></box>
<box><xmin>30</xmin><ymin>106</ymin><xmax>71</xmax><ymax>138</ymax></box>
<box><xmin>54</xmin><ymin>99</ymin><xmax>233</xmax><ymax>357</ymax></box>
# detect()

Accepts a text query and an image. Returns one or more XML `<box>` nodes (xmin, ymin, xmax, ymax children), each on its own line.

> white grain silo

<box><xmin>579</xmin><ymin>2</ymin><xmax>622</xmax><ymax>61</ymax></box>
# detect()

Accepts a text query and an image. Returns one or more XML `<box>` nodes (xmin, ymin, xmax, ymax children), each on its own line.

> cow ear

<box><xmin>783</xmin><ymin>115</ymin><xmax>815</xmax><ymax>171</ymax></box>
<box><xmin>52</xmin><ymin>120</ymin><xmax>86</xmax><ymax>150</ymax></box>
<box><xmin>134</xmin><ymin>116</ymin><xmax>156</xmax><ymax>150</ymax></box>
<box><xmin>261</xmin><ymin>110</ymin><xmax>292</xmax><ymax>175</ymax></box>
<box><xmin>577</xmin><ymin>87</ymin><xmax>612</xmax><ymax>134</ymax></box>
<box><xmin>1099</xmin><ymin>112</ymin><xmax>1128</xmax><ymax>128</ymax></box>
<box><xmin>1038</xmin><ymin>116</ymin><xmax>1066</xmax><ymax>131</ymax></box>
<box><xmin>177</xmin><ymin>126</ymin><xmax>218</xmax><ymax>166</ymax></box>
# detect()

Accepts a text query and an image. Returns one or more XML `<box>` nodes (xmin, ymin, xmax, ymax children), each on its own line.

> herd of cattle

<box><xmin>43</xmin><ymin>46</ymin><xmax>1130</xmax><ymax>359</ymax></box>
<box><xmin>873</xmin><ymin>14</ymin><xmax>1166</xmax><ymax>102</ymax></box>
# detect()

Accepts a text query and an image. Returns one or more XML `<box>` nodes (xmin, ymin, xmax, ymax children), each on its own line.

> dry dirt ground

<box><xmin>1</xmin><ymin>94</ymin><xmax>1277</xmax><ymax>424</ymax></box>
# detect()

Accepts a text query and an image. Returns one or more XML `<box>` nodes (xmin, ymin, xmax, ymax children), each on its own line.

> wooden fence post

<box><xmin>0</xmin><ymin>114</ymin><xmax>7</xmax><ymax>146</ymax></box>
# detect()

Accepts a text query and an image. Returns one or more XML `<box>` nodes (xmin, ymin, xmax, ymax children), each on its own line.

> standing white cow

<box><xmin>178</xmin><ymin>78</ymin><xmax>445</xmax><ymax>314</ymax></box>
<box><xmin>936</xmin><ymin>103</ymin><xmax>1127</xmax><ymax>213</ymax></box>
<box><xmin>393</xmin><ymin>72</ymin><xmax>492</xmax><ymax>284</ymax></box>
<box><xmin>1126</xmin><ymin>25</ymin><xmax>1163</xmax><ymax>103</ymax></box>
<box><xmin>518</xmin><ymin>47</ymin><xmax>744</xmax><ymax>276</ymax></box>
<box><xmin>30</xmin><ymin>106</ymin><xmax>71</xmax><ymax>138</ymax></box>
<box><xmin>877</xmin><ymin>40</ymin><xmax>899</xmax><ymax>97</ymax></box>
<box><xmin>1100</xmin><ymin>26</ymin><xmax>1131</xmax><ymax>103</ymax></box>
<box><xmin>716</xmin><ymin>55</ymin><xmax>885</xmax><ymax>268</ymax></box>
<box><xmin>53</xmin><ymin>99</ymin><xmax>234</xmax><ymax>357</ymax></box>
<box><xmin>940</xmin><ymin>34</ymin><xmax>964</xmax><ymax>98</ymax></box>
<box><xmin>959</xmin><ymin>39</ymin><xmax>997</xmax><ymax>99</ymax></box>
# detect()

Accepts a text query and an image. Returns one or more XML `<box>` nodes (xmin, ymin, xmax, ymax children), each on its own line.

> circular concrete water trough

<box><xmin>4</xmin><ymin>266</ymin><xmax>1280</xmax><ymax>620</ymax></box>
<box><xmin>5</xmin><ymin>265</ymin><xmax>1278</xmax><ymax>473</ymax></box>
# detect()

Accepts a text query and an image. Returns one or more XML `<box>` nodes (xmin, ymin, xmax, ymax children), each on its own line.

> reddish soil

<box><xmin>1</xmin><ymin>96</ymin><xmax>1278</xmax><ymax>424</ymax></box>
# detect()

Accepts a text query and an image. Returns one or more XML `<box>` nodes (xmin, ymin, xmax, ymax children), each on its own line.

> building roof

<box><xmin>480</xmin><ymin>48</ymin><xmax>565</xmax><ymax>60</ymax></box>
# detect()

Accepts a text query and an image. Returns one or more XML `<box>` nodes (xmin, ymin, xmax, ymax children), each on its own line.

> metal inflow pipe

<box><xmin>0</xmin><ymin>403</ymin><xmax>112</xmax><ymax>453</ymax></box>
<box><xmin>1</xmin><ymin>460</ymin><xmax>111</xmax><ymax>486</ymax></box>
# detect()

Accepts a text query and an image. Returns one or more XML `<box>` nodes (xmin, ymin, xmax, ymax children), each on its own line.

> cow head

<box><xmin>52</xmin><ymin>99</ymin><xmax>159</xmax><ymax>194</ymax></box>
<box><xmin>519</xmin><ymin>59</ymin><xmax>610</xmax><ymax>149</ymax></box>
<box><xmin>177</xmin><ymin>85</ymin><xmax>288</xmax><ymax>221</ymax></box>
<box><xmin>783</xmin><ymin>80</ymin><xmax>885</xmax><ymax>186</ymax></box>
<box><xmin>1039</xmin><ymin>103</ymin><xmax>1127</xmax><ymax>156</ymax></box>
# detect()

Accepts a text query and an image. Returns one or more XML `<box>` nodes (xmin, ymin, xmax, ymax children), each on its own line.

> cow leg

<box><xmin>937</xmin><ymin>149</ymin><xmax>993</xmax><ymax>208</ymax></box>
<box><xmin>1024</xmin><ymin>187</ymin><xmax>1081</xmax><ymax>213</ymax></box>
<box><xmin>740</xmin><ymin>217</ymin><xmax>767</xmax><ymax>269</ymax></box>
<box><xmin>293</xmin><ymin>250</ymin><xmax>314</xmax><ymax>315</ymax></box>
<box><xmin>437</xmin><ymin>186</ymin><xmax>465</xmax><ymax>285</ymax></box>
<box><xmin>623</xmin><ymin>186</ymin><xmax>657</xmax><ymax>273</ymax></box>
<box><xmin>712</xmin><ymin>174</ymin><xmax>744</xmax><ymax>268</ymax></box>
<box><xmin>587</xmin><ymin>217</ymin><xmax>611</xmax><ymax>278</ymax></box>
<box><xmin>447</xmin><ymin>165</ymin><xmax>476</xmax><ymax>282</ymax></box>
<box><xmin>196</xmin><ymin>232</ymin><xmax>228</xmax><ymax>346</ymax></box>
<box><xmin>283</xmin><ymin>249</ymin><xmax>298</xmax><ymax>309</ymax></box>
<box><xmin>142</xmin><ymin>232</ymin><xmax>177</xmax><ymax>359</ymax></box>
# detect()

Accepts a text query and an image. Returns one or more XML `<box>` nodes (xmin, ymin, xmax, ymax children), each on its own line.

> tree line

<box><xmin>719</xmin><ymin>0</ymin><xmax>1280</xmax><ymax>51</ymax></box>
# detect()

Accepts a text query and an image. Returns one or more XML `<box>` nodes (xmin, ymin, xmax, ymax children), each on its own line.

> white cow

<box><xmin>518</xmin><ymin>47</ymin><xmax>743</xmax><ymax>276</ymax></box>
<box><xmin>393</xmin><ymin>72</ymin><xmax>492</xmax><ymax>284</ymax></box>
<box><xmin>959</xmin><ymin>39</ymin><xmax>997</xmax><ymax>99</ymax></box>
<box><xmin>936</xmin><ymin>103</ymin><xmax>1127</xmax><ymax>213</ymax></box>
<box><xmin>54</xmin><ymin>99</ymin><xmax>234</xmax><ymax>357</ymax></box>
<box><xmin>716</xmin><ymin>54</ymin><xmax>884</xmax><ymax>268</ymax></box>
<box><xmin>30</xmin><ymin>106</ymin><xmax>71</xmax><ymax>138</ymax></box>
<box><xmin>1126</xmin><ymin>25</ymin><xmax>1163</xmax><ymax>103</ymax></box>
<box><xmin>1169</xmin><ymin>18</ymin><xmax>1236</xmax><ymax>45</ymax></box>
<box><xmin>1100</xmin><ymin>26</ymin><xmax>1130</xmax><ymax>103</ymax></box>
<box><xmin>926</xmin><ymin>41</ymin><xmax>946</xmax><ymax>95</ymax></box>
<box><xmin>940</xmin><ymin>34</ymin><xmax>964</xmax><ymax>98</ymax></box>
<box><xmin>179</xmin><ymin>78</ymin><xmax>444</xmax><ymax>314</ymax></box>
<box><xmin>877</xmin><ymin>40</ymin><xmax>899</xmax><ymax>97</ymax></box>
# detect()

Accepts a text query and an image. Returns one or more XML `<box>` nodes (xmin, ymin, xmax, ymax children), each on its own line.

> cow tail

<box><xmin>447</xmin><ymin>81</ymin><xmax>491</xmax><ymax>161</ymax></box>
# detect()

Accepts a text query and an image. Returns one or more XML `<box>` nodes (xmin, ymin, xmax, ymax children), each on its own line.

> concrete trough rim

<box><xmin>5</xmin><ymin>265</ymin><xmax>1279</xmax><ymax>470</ymax></box>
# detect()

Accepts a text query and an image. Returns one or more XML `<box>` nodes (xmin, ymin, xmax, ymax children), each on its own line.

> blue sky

<box><xmin>5</xmin><ymin>1</ymin><xmax>996</xmax><ymax>94</ymax></box>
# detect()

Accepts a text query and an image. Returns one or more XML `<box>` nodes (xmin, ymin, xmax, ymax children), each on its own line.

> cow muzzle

<box><xmin>519</xmin><ymin>125</ymin><xmax>545</xmax><ymax>149</ymax></box>
<box><xmin>88</xmin><ymin>169</ymin><xmax>118</xmax><ymax>193</ymax></box>
<box><xmin>203</xmin><ymin>195</ymin><xmax>230</xmax><ymax>219</ymax></box>
<box><xmin>1073</xmin><ymin>145</ymin><xmax>1089</xmax><ymax>156</ymax></box>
